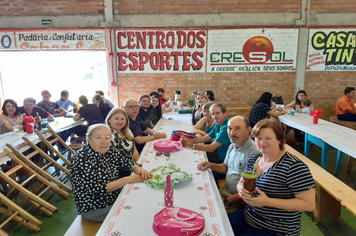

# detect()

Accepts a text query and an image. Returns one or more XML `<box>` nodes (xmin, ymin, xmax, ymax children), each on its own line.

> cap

<box><xmin>149</xmin><ymin>91</ymin><xmax>161</xmax><ymax>97</ymax></box>
<box><xmin>41</xmin><ymin>90</ymin><xmax>51</xmax><ymax>96</ymax></box>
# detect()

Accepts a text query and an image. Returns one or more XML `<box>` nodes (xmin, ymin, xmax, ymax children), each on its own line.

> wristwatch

<box><xmin>224</xmin><ymin>198</ymin><xmax>232</xmax><ymax>207</ymax></box>
<box><xmin>192</xmin><ymin>143</ymin><xmax>196</xmax><ymax>149</ymax></box>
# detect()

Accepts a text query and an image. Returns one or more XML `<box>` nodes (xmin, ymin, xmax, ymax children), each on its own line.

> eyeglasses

<box><xmin>155</xmin><ymin>151</ymin><xmax>171</xmax><ymax>161</ymax></box>
<box><xmin>127</xmin><ymin>105</ymin><xmax>139</xmax><ymax>109</ymax></box>
<box><xmin>89</xmin><ymin>135</ymin><xmax>112</xmax><ymax>141</ymax></box>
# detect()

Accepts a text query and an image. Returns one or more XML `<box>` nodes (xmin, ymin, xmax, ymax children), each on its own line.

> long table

<box><xmin>0</xmin><ymin>117</ymin><xmax>84</xmax><ymax>164</ymax></box>
<box><xmin>96</xmin><ymin>112</ymin><xmax>234</xmax><ymax>236</ymax></box>
<box><xmin>279</xmin><ymin>112</ymin><xmax>356</xmax><ymax>172</ymax></box>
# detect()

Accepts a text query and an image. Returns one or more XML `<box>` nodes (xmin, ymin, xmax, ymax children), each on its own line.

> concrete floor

<box><xmin>6</xmin><ymin>143</ymin><xmax>356</xmax><ymax>236</ymax></box>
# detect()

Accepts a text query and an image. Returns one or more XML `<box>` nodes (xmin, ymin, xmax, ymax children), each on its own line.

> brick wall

<box><xmin>0</xmin><ymin>0</ymin><xmax>104</xmax><ymax>16</ymax></box>
<box><xmin>118</xmin><ymin>72</ymin><xmax>296</xmax><ymax>111</ymax></box>
<box><xmin>310</xmin><ymin>0</ymin><xmax>356</xmax><ymax>13</ymax></box>
<box><xmin>305</xmin><ymin>71</ymin><xmax>355</xmax><ymax>120</ymax></box>
<box><xmin>113</xmin><ymin>0</ymin><xmax>301</xmax><ymax>15</ymax></box>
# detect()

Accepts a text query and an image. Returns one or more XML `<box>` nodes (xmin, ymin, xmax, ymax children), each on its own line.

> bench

<box><xmin>285</xmin><ymin>145</ymin><xmax>356</xmax><ymax>223</ymax></box>
<box><xmin>329</xmin><ymin>116</ymin><xmax>356</xmax><ymax>130</ymax></box>
<box><xmin>64</xmin><ymin>215</ymin><xmax>102</xmax><ymax>236</ymax></box>
<box><xmin>226</xmin><ymin>106</ymin><xmax>251</xmax><ymax>119</ymax></box>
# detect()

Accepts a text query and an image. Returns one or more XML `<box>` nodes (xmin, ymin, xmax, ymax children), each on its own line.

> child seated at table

<box><xmin>300</xmin><ymin>99</ymin><xmax>312</xmax><ymax>115</ymax></box>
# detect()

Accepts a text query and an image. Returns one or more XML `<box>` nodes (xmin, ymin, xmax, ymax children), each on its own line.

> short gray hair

<box><xmin>210</xmin><ymin>103</ymin><xmax>227</xmax><ymax>113</ymax></box>
<box><xmin>86</xmin><ymin>124</ymin><xmax>111</xmax><ymax>142</ymax></box>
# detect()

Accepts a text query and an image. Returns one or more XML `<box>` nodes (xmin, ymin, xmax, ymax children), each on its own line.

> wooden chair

<box><xmin>6</xmin><ymin>139</ymin><xmax>72</xmax><ymax>195</ymax></box>
<box><xmin>64</xmin><ymin>215</ymin><xmax>102</xmax><ymax>236</ymax></box>
<box><xmin>0</xmin><ymin>148</ymin><xmax>58</xmax><ymax>218</ymax></box>
<box><xmin>0</xmin><ymin>192</ymin><xmax>42</xmax><ymax>235</ymax></box>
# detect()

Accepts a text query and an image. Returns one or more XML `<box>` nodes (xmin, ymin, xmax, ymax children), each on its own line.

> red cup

<box><xmin>313</xmin><ymin>116</ymin><xmax>319</xmax><ymax>124</ymax></box>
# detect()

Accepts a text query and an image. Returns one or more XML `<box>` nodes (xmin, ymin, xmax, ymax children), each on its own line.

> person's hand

<box><xmin>197</xmin><ymin>161</ymin><xmax>210</xmax><ymax>170</ymax></box>
<box><xmin>153</xmin><ymin>132</ymin><xmax>160</xmax><ymax>139</ymax></box>
<box><xmin>280</xmin><ymin>110</ymin><xmax>287</xmax><ymax>114</ymax></box>
<box><xmin>60</xmin><ymin>110</ymin><xmax>68</xmax><ymax>116</ymax></box>
<box><xmin>129</xmin><ymin>174</ymin><xmax>146</xmax><ymax>183</ymax></box>
<box><xmin>180</xmin><ymin>136</ymin><xmax>193</xmax><ymax>147</ymax></box>
<box><xmin>135</xmin><ymin>167</ymin><xmax>153</xmax><ymax>180</ymax></box>
<box><xmin>242</xmin><ymin>187</ymin><xmax>269</xmax><ymax>207</ymax></box>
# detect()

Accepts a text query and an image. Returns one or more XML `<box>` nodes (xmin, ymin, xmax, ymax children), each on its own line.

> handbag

<box><xmin>171</xmin><ymin>130</ymin><xmax>197</xmax><ymax>141</ymax></box>
<box><xmin>153</xmin><ymin>207</ymin><xmax>205</xmax><ymax>236</ymax></box>
<box><xmin>154</xmin><ymin>140</ymin><xmax>183</xmax><ymax>152</ymax></box>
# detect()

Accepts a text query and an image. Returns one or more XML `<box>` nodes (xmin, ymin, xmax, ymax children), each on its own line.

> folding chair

<box><xmin>0</xmin><ymin>192</ymin><xmax>42</xmax><ymax>235</ymax></box>
<box><xmin>6</xmin><ymin>139</ymin><xmax>72</xmax><ymax>195</ymax></box>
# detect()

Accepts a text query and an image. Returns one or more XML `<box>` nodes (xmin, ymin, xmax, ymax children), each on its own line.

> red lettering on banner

<box><xmin>182</xmin><ymin>52</ymin><xmax>191</xmax><ymax>70</ymax></box>
<box><xmin>177</xmin><ymin>31</ymin><xmax>186</xmax><ymax>48</ymax></box>
<box><xmin>104</xmin><ymin>222</ymin><xmax>115</xmax><ymax>236</ymax></box>
<box><xmin>129</xmin><ymin>52</ymin><xmax>139</xmax><ymax>70</ymax></box>
<box><xmin>127</xmin><ymin>31</ymin><xmax>136</xmax><ymax>49</ymax></box>
<box><xmin>125</xmin><ymin>183</ymin><xmax>134</xmax><ymax>195</ymax></box>
<box><xmin>150</xmin><ymin>52</ymin><xmax>160</xmax><ymax>70</ymax></box>
<box><xmin>139</xmin><ymin>52</ymin><xmax>150</xmax><ymax>70</ymax></box>
<box><xmin>114</xmin><ymin>199</ymin><xmax>126</xmax><ymax>217</ymax></box>
<box><xmin>156</xmin><ymin>31</ymin><xmax>165</xmax><ymax>49</ymax></box>
<box><xmin>118</xmin><ymin>32</ymin><xmax>127</xmax><ymax>49</ymax></box>
<box><xmin>196</xmin><ymin>31</ymin><xmax>206</xmax><ymax>48</ymax></box>
<box><xmin>204</xmin><ymin>182</ymin><xmax>210</xmax><ymax>196</ymax></box>
<box><xmin>187</xmin><ymin>31</ymin><xmax>196</xmax><ymax>48</ymax></box>
<box><xmin>160</xmin><ymin>52</ymin><xmax>172</xmax><ymax>70</ymax></box>
<box><xmin>171</xmin><ymin>51</ymin><xmax>181</xmax><ymax>70</ymax></box>
<box><xmin>147</xmin><ymin>31</ymin><xmax>155</xmax><ymax>49</ymax></box>
<box><xmin>118</xmin><ymin>52</ymin><xmax>129</xmax><ymax>71</ymax></box>
<box><xmin>192</xmin><ymin>52</ymin><xmax>203</xmax><ymax>70</ymax></box>
<box><xmin>136</xmin><ymin>31</ymin><xmax>146</xmax><ymax>49</ymax></box>
<box><xmin>166</xmin><ymin>31</ymin><xmax>175</xmax><ymax>48</ymax></box>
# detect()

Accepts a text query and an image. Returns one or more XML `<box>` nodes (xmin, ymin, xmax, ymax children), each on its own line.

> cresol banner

<box><xmin>308</xmin><ymin>28</ymin><xmax>356</xmax><ymax>71</ymax></box>
<box><xmin>0</xmin><ymin>30</ymin><xmax>106</xmax><ymax>50</ymax></box>
<box><xmin>207</xmin><ymin>28</ymin><xmax>298</xmax><ymax>73</ymax></box>
<box><xmin>116</xmin><ymin>29</ymin><xmax>207</xmax><ymax>73</ymax></box>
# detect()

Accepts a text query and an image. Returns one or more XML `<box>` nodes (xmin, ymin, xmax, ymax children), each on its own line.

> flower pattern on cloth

<box><xmin>69</xmin><ymin>145</ymin><xmax>135</xmax><ymax>215</ymax></box>
<box><xmin>149</xmin><ymin>107</ymin><xmax>160</xmax><ymax>125</ymax></box>
<box><xmin>0</xmin><ymin>114</ymin><xmax>23</xmax><ymax>134</ymax></box>
<box><xmin>37</xmin><ymin>101</ymin><xmax>60</xmax><ymax>115</ymax></box>
<box><xmin>111</xmin><ymin>129</ymin><xmax>135</xmax><ymax>160</ymax></box>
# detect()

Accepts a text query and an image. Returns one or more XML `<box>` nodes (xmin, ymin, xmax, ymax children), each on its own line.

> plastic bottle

<box><xmin>164</xmin><ymin>175</ymin><xmax>174</xmax><ymax>207</ymax></box>
<box><xmin>22</xmin><ymin>113</ymin><xmax>26</xmax><ymax>132</ymax></box>
<box><xmin>175</xmin><ymin>91</ymin><xmax>181</xmax><ymax>102</ymax></box>
<box><xmin>35</xmin><ymin>112</ymin><xmax>42</xmax><ymax>131</ymax></box>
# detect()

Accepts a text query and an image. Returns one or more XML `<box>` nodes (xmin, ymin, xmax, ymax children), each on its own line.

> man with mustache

<box><xmin>197</xmin><ymin>116</ymin><xmax>260</xmax><ymax>213</ymax></box>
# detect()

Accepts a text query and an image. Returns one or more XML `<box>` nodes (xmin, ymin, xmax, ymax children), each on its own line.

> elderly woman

<box><xmin>106</xmin><ymin>108</ymin><xmax>140</xmax><ymax>162</ymax></box>
<box><xmin>0</xmin><ymin>99</ymin><xmax>23</xmax><ymax>134</ymax></box>
<box><xmin>192</xmin><ymin>92</ymin><xmax>208</xmax><ymax>125</ymax></box>
<box><xmin>193</xmin><ymin>102</ymin><xmax>215</xmax><ymax>137</ymax></box>
<box><xmin>229</xmin><ymin>119</ymin><xmax>315</xmax><ymax>235</ymax></box>
<box><xmin>249</xmin><ymin>92</ymin><xmax>286</xmax><ymax>128</ymax></box>
<box><xmin>70</xmin><ymin>124</ymin><xmax>152</xmax><ymax>222</ymax></box>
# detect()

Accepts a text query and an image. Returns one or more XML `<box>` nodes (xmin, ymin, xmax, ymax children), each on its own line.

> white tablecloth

<box><xmin>96</xmin><ymin>112</ymin><xmax>234</xmax><ymax>236</ymax></box>
<box><xmin>0</xmin><ymin>117</ymin><xmax>84</xmax><ymax>164</ymax></box>
<box><xmin>278</xmin><ymin>113</ymin><xmax>356</xmax><ymax>157</ymax></box>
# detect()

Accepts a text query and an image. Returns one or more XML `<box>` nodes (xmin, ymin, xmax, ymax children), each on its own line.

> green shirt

<box><xmin>208</xmin><ymin>117</ymin><xmax>231</xmax><ymax>162</ymax></box>
<box><xmin>188</xmin><ymin>99</ymin><xmax>195</xmax><ymax>107</ymax></box>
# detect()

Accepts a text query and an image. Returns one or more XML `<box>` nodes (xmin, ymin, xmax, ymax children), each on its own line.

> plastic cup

<box><xmin>291</xmin><ymin>110</ymin><xmax>295</xmax><ymax>116</ymax></box>
<box><xmin>313</xmin><ymin>116</ymin><xmax>319</xmax><ymax>124</ymax></box>
<box><xmin>241</xmin><ymin>171</ymin><xmax>259</xmax><ymax>197</ymax></box>
<box><xmin>13</xmin><ymin>125</ymin><xmax>20</xmax><ymax>134</ymax></box>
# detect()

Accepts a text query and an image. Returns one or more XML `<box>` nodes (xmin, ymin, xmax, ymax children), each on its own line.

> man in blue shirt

<box><xmin>181</xmin><ymin>103</ymin><xmax>231</xmax><ymax>180</ymax></box>
<box><xmin>55</xmin><ymin>90</ymin><xmax>74</xmax><ymax>111</ymax></box>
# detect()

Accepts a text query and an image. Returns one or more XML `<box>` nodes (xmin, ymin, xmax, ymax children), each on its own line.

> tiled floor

<box><xmin>7</xmin><ymin>143</ymin><xmax>356</xmax><ymax>236</ymax></box>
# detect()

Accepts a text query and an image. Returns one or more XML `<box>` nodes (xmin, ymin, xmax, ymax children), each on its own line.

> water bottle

<box><xmin>164</xmin><ymin>175</ymin><xmax>174</xmax><ymax>207</ymax></box>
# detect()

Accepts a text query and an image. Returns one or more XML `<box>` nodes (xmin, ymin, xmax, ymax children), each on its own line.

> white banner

<box><xmin>207</xmin><ymin>28</ymin><xmax>298</xmax><ymax>73</ymax></box>
<box><xmin>308</xmin><ymin>28</ymin><xmax>356</xmax><ymax>71</ymax></box>
<box><xmin>116</xmin><ymin>29</ymin><xmax>207</xmax><ymax>73</ymax></box>
<box><xmin>0</xmin><ymin>32</ymin><xmax>16</xmax><ymax>50</ymax></box>
<box><xmin>14</xmin><ymin>30</ymin><xmax>106</xmax><ymax>50</ymax></box>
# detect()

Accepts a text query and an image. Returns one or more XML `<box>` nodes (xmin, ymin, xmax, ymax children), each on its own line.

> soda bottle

<box><xmin>35</xmin><ymin>112</ymin><xmax>42</xmax><ymax>131</ymax></box>
<box><xmin>164</xmin><ymin>175</ymin><xmax>173</xmax><ymax>207</ymax></box>
<box><xmin>22</xmin><ymin>113</ymin><xmax>27</xmax><ymax>132</ymax></box>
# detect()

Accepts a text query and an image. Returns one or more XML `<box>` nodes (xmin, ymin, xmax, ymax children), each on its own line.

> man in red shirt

<box><xmin>336</xmin><ymin>87</ymin><xmax>356</xmax><ymax>121</ymax></box>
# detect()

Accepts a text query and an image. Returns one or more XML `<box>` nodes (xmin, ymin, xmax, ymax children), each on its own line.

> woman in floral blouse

<box><xmin>0</xmin><ymin>99</ymin><xmax>23</xmax><ymax>134</ymax></box>
<box><xmin>106</xmin><ymin>108</ymin><xmax>140</xmax><ymax>161</ymax></box>
<box><xmin>70</xmin><ymin>124</ymin><xmax>152</xmax><ymax>222</ymax></box>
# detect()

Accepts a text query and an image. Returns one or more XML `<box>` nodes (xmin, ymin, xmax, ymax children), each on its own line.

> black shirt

<box><xmin>128</xmin><ymin>116</ymin><xmax>148</xmax><ymax>153</ymax></box>
<box><xmin>37</xmin><ymin>101</ymin><xmax>60</xmax><ymax>114</ymax></box>
<box><xmin>138</xmin><ymin>106</ymin><xmax>151</xmax><ymax>127</ymax></box>
<box><xmin>18</xmin><ymin>106</ymin><xmax>51</xmax><ymax>119</ymax></box>
<box><xmin>98</xmin><ymin>103</ymin><xmax>112</xmax><ymax>120</ymax></box>
<box><xmin>78</xmin><ymin>104</ymin><xmax>104</xmax><ymax>125</ymax></box>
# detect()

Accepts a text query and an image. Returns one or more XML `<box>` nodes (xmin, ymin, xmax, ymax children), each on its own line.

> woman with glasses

<box><xmin>106</xmin><ymin>108</ymin><xmax>140</xmax><ymax>161</ymax></box>
<box><xmin>70</xmin><ymin>124</ymin><xmax>152</xmax><ymax>222</ymax></box>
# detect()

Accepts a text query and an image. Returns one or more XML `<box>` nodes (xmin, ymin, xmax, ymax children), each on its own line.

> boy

<box><xmin>300</xmin><ymin>99</ymin><xmax>312</xmax><ymax>115</ymax></box>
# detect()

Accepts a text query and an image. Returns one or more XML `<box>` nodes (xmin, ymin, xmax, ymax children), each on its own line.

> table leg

<box><xmin>335</xmin><ymin>151</ymin><xmax>344</xmax><ymax>176</ymax></box>
<box><xmin>320</xmin><ymin>143</ymin><xmax>330</xmax><ymax>170</ymax></box>
<box><xmin>304</xmin><ymin>133</ymin><xmax>311</xmax><ymax>158</ymax></box>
